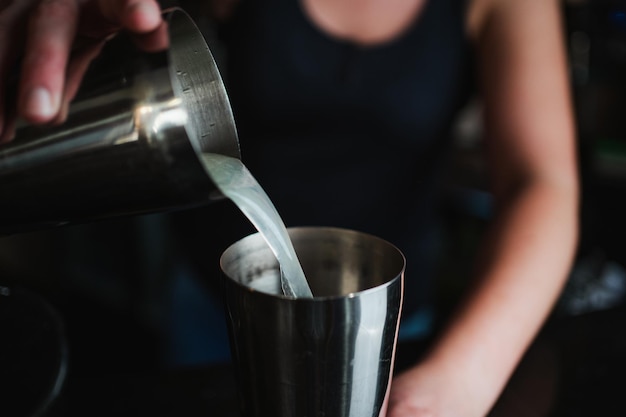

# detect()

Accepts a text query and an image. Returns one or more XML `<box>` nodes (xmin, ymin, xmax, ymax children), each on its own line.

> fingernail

<box><xmin>26</xmin><ymin>87</ymin><xmax>56</xmax><ymax>120</ymax></box>
<box><xmin>128</xmin><ymin>2</ymin><xmax>161</xmax><ymax>27</ymax></box>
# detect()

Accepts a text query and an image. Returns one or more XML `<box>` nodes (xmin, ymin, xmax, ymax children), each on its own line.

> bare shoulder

<box><xmin>466</xmin><ymin>0</ymin><xmax>562</xmax><ymax>41</ymax></box>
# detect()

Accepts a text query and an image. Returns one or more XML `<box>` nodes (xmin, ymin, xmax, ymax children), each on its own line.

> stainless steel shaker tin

<box><xmin>221</xmin><ymin>227</ymin><xmax>405</xmax><ymax>417</ymax></box>
<box><xmin>0</xmin><ymin>8</ymin><xmax>239</xmax><ymax>234</ymax></box>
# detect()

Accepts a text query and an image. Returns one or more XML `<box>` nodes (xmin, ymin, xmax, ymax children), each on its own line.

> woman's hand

<box><xmin>386</xmin><ymin>360</ymin><xmax>484</xmax><ymax>417</ymax></box>
<box><xmin>387</xmin><ymin>366</ymin><xmax>444</xmax><ymax>417</ymax></box>
<box><xmin>0</xmin><ymin>0</ymin><xmax>163</xmax><ymax>142</ymax></box>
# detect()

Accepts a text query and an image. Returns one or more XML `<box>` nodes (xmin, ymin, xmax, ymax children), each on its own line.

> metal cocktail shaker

<box><xmin>0</xmin><ymin>8</ymin><xmax>239</xmax><ymax>234</ymax></box>
<box><xmin>221</xmin><ymin>227</ymin><xmax>405</xmax><ymax>417</ymax></box>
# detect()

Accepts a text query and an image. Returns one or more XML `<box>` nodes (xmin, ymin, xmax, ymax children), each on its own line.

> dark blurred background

<box><xmin>3</xmin><ymin>0</ymin><xmax>626</xmax><ymax>415</ymax></box>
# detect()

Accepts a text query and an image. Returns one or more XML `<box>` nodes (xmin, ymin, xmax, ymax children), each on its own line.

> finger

<box><xmin>52</xmin><ymin>39</ymin><xmax>105</xmax><ymax>125</ymax></box>
<box><xmin>98</xmin><ymin>0</ymin><xmax>162</xmax><ymax>34</ymax></box>
<box><xmin>0</xmin><ymin>113</ymin><xmax>16</xmax><ymax>143</ymax></box>
<box><xmin>0</xmin><ymin>0</ymin><xmax>36</xmax><ymax>138</ymax></box>
<box><xmin>18</xmin><ymin>0</ymin><xmax>79</xmax><ymax>124</ymax></box>
<box><xmin>131</xmin><ymin>20</ymin><xmax>169</xmax><ymax>53</ymax></box>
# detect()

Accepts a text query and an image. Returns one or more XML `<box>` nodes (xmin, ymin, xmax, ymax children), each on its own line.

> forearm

<box><xmin>423</xmin><ymin>178</ymin><xmax>578</xmax><ymax>414</ymax></box>
<box><xmin>388</xmin><ymin>1</ymin><xmax>578</xmax><ymax>416</ymax></box>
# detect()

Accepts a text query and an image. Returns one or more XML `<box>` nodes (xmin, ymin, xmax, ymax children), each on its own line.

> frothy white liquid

<box><xmin>201</xmin><ymin>153</ymin><xmax>313</xmax><ymax>298</ymax></box>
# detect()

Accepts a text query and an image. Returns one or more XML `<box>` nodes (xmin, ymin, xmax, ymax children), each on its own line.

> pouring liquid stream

<box><xmin>201</xmin><ymin>153</ymin><xmax>313</xmax><ymax>298</ymax></box>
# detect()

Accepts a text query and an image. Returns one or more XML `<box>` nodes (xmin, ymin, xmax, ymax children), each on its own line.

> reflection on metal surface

<box><xmin>0</xmin><ymin>8</ymin><xmax>240</xmax><ymax>234</ymax></box>
<box><xmin>221</xmin><ymin>227</ymin><xmax>405</xmax><ymax>417</ymax></box>
<box><xmin>133</xmin><ymin>98</ymin><xmax>188</xmax><ymax>145</ymax></box>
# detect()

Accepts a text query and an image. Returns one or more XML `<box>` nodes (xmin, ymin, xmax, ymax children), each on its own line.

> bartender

<box><xmin>0</xmin><ymin>1</ymin><xmax>578</xmax><ymax>416</ymax></box>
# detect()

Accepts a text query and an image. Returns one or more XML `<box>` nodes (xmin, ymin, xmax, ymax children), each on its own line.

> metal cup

<box><xmin>220</xmin><ymin>227</ymin><xmax>404</xmax><ymax>417</ymax></box>
<box><xmin>0</xmin><ymin>8</ymin><xmax>239</xmax><ymax>234</ymax></box>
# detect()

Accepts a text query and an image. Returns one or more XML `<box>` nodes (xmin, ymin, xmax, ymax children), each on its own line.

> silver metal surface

<box><xmin>0</xmin><ymin>8</ymin><xmax>239</xmax><ymax>234</ymax></box>
<box><xmin>221</xmin><ymin>227</ymin><xmax>404</xmax><ymax>417</ymax></box>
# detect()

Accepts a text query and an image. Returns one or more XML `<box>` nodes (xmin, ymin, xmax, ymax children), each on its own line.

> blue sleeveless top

<box><xmin>214</xmin><ymin>0</ymin><xmax>475</xmax><ymax>313</ymax></box>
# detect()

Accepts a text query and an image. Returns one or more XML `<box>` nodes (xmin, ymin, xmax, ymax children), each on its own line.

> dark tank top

<box><xmin>182</xmin><ymin>0</ymin><xmax>476</xmax><ymax>315</ymax></box>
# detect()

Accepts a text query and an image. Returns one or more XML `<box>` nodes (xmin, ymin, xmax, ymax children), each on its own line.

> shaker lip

<box><xmin>220</xmin><ymin>226</ymin><xmax>406</xmax><ymax>301</ymax></box>
<box><xmin>164</xmin><ymin>7</ymin><xmax>241</xmax><ymax>163</ymax></box>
